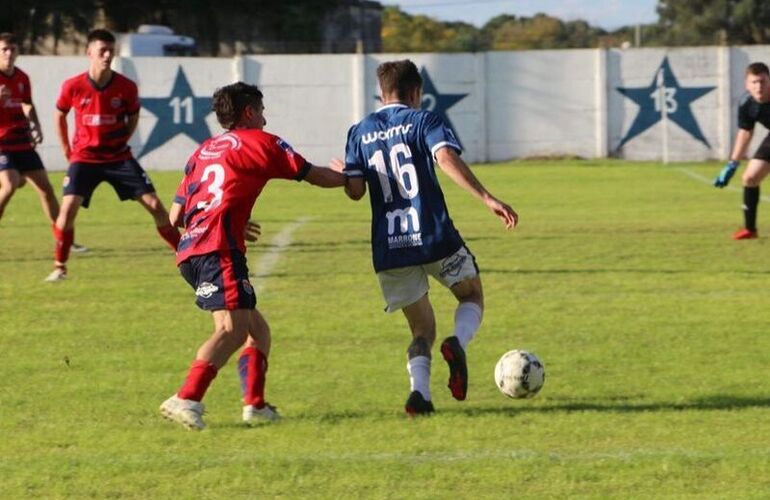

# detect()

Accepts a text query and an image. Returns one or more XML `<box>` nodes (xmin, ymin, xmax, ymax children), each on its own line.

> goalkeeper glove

<box><xmin>714</xmin><ymin>160</ymin><xmax>739</xmax><ymax>188</ymax></box>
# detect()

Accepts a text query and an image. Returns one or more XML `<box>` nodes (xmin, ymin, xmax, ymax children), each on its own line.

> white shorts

<box><xmin>377</xmin><ymin>245</ymin><xmax>479</xmax><ymax>313</ymax></box>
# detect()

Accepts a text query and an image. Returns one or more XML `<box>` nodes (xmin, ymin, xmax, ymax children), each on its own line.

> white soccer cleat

<box><xmin>242</xmin><ymin>403</ymin><xmax>280</xmax><ymax>425</ymax></box>
<box><xmin>71</xmin><ymin>243</ymin><xmax>89</xmax><ymax>254</ymax></box>
<box><xmin>160</xmin><ymin>395</ymin><xmax>206</xmax><ymax>430</ymax></box>
<box><xmin>44</xmin><ymin>267</ymin><xmax>67</xmax><ymax>282</ymax></box>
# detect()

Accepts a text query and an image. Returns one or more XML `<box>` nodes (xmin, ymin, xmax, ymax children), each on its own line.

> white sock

<box><xmin>453</xmin><ymin>302</ymin><xmax>483</xmax><ymax>350</ymax></box>
<box><xmin>407</xmin><ymin>356</ymin><xmax>431</xmax><ymax>400</ymax></box>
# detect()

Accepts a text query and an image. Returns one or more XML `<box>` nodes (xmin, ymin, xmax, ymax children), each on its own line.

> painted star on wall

<box><xmin>419</xmin><ymin>68</ymin><xmax>468</xmax><ymax>149</ymax></box>
<box><xmin>616</xmin><ymin>56</ymin><xmax>715</xmax><ymax>149</ymax></box>
<box><xmin>138</xmin><ymin>67</ymin><xmax>213</xmax><ymax>159</ymax></box>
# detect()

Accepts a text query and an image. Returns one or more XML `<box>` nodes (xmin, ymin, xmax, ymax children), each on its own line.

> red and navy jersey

<box><xmin>174</xmin><ymin>129</ymin><xmax>311</xmax><ymax>264</ymax></box>
<box><xmin>56</xmin><ymin>71</ymin><xmax>140</xmax><ymax>163</ymax></box>
<box><xmin>0</xmin><ymin>67</ymin><xmax>34</xmax><ymax>152</ymax></box>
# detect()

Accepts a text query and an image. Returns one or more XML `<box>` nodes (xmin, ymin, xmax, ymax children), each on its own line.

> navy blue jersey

<box><xmin>344</xmin><ymin>103</ymin><xmax>465</xmax><ymax>272</ymax></box>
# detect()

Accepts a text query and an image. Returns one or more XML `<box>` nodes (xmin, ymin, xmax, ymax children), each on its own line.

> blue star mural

<box><xmin>419</xmin><ymin>68</ymin><xmax>468</xmax><ymax>149</ymax></box>
<box><xmin>616</xmin><ymin>57</ymin><xmax>715</xmax><ymax>149</ymax></box>
<box><xmin>139</xmin><ymin>67</ymin><xmax>213</xmax><ymax>159</ymax></box>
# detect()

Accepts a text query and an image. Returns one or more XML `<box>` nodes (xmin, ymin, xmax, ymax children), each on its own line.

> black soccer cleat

<box><xmin>440</xmin><ymin>336</ymin><xmax>468</xmax><ymax>401</ymax></box>
<box><xmin>404</xmin><ymin>390</ymin><xmax>435</xmax><ymax>417</ymax></box>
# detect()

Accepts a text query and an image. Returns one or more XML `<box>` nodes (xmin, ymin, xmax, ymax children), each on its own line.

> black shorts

<box><xmin>179</xmin><ymin>249</ymin><xmax>257</xmax><ymax>311</ymax></box>
<box><xmin>0</xmin><ymin>150</ymin><xmax>45</xmax><ymax>173</ymax></box>
<box><xmin>62</xmin><ymin>158</ymin><xmax>156</xmax><ymax>208</ymax></box>
<box><xmin>754</xmin><ymin>133</ymin><xmax>770</xmax><ymax>162</ymax></box>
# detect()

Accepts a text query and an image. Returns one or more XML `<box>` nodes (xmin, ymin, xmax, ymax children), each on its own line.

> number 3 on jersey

<box><xmin>196</xmin><ymin>163</ymin><xmax>225</xmax><ymax>211</ymax></box>
<box><xmin>369</xmin><ymin>143</ymin><xmax>419</xmax><ymax>202</ymax></box>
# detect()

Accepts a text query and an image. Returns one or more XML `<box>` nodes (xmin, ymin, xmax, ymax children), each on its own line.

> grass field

<box><xmin>2</xmin><ymin>159</ymin><xmax>770</xmax><ymax>498</ymax></box>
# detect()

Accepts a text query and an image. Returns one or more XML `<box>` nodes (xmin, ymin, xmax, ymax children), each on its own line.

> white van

<box><xmin>117</xmin><ymin>25</ymin><xmax>197</xmax><ymax>57</ymax></box>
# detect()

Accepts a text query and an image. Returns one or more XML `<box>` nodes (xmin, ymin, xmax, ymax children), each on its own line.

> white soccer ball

<box><xmin>494</xmin><ymin>350</ymin><xmax>545</xmax><ymax>399</ymax></box>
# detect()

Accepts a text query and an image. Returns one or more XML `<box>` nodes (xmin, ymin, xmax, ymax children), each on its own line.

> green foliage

<box><xmin>382</xmin><ymin>7</ymin><xmax>482</xmax><ymax>53</ymax></box>
<box><xmin>657</xmin><ymin>0</ymin><xmax>770</xmax><ymax>45</ymax></box>
<box><xmin>2</xmin><ymin>161</ymin><xmax>770</xmax><ymax>496</ymax></box>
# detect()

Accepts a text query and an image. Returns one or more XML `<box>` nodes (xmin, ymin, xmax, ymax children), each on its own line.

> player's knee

<box><xmin>0</xmin><ymin>183</ymin><xmax>17</xmax><ymax>198</ymax></box>
<box><xmin>407</xmin><ymin>336</ymin><xmax>432</xmax><ymax>359</ymax></box>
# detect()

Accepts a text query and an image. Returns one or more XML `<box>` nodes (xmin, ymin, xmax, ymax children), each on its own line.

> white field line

<box><xmin>676</xmin><ymin>167</ymin><xmax>770</xmax><ymax>202</ymax></box>
<box><xmin>251</xmin><ymin>216</ymin><xmax>312</xmax><ymax>294</ymax></box>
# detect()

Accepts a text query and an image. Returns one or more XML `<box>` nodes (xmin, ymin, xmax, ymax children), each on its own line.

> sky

<box><xmin>379</xmin><ymin>0</ymin><xmax>660</xmax><ymax>30</ymax></box>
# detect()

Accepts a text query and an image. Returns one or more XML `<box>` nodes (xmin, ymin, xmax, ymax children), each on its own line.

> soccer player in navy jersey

<box><xmin>159</xmin><ymin>82</ymin><xmax>345</xmax><ymax>430</ymax></box>
<box><xmin>46</xmin><ymin>29</ymin><xmax>180</xmax><ymax>282</ymax></box>
<box><xmin>714</xmin><ymin>62</ymin><xmax>770</xmax><ymax>240</ymax></box>
<box><xmin>337</xmin><ymin>59</ymin><xmax>517</xmax><ymax>416</ymax></box>
<box><xmin>0</xmin><ymin>33</ymin><xmax>86</xmax><ymax>254</ymax></box>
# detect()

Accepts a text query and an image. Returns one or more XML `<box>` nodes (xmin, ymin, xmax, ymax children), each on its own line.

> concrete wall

<box><xmin>15</xmin><ymin>46</ymin><xmax>770</xmax><ymax>171</ymax></box>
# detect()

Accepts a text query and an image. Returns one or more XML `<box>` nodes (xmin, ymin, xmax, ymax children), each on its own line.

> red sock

<box><xmin>177</xmin><ymin>359</ymin><xmax>218</xmax><ymax>402</ymax></box>
<box><xmin>237</xmin><ymin>347</ymin><xmax>268</xmax><ymax>407</ymax></box>
<box><xmin>52</xmin><ymin>225</ymin><xmax>74</xmax><ymax>264</ymax></box>
<box><xmin>157</xmin><ymin>224</ymin><xmax>181</xmax><ymax>250</ymax></box>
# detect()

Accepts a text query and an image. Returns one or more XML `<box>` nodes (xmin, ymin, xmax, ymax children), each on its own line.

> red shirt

<box><xmin>174</xmin><ymin>129</ymin><xmax>310</xmax><ymax>264</ymax></box>
<box><xmin>56</xmin><ymin>71</ymin><xmax>140</xmax><ymax>163</ymax></box>
<box><xmin>0</xmin><ymin>67</ymin><xmax>34</xmax><ymax>152</ymax></box>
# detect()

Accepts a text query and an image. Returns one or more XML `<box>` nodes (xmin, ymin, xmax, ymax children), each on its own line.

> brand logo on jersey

<box><xmin>79</xmin><ymin>97</ymin><xmax>91</xmax><ymax>108</ymax></box>
<box><xmin>1</xmin><ymin>97</ymin><xmax>21</xmax><ymax>108</ymax></box>
<box><xmin>199</xmin><ymin>133</ymin><xmax>241</xmax><ymax>160</ymax></box>
<box><xmin>439</xmin><ymin>253</ymin><xmax>467</xmax><ymax>278</ymax></box>
<box><xmin>386</xmin><ymin>206</ymin><xmax>423</xmax><ymax>249</ymax></box>
<box><xmin>111</xmin><ymin>97</ymin><xmax>122</xmax><ymax>109</ymax></box>
<box><xmin>276</xmin><ymin>138</ymin><xmax>295</xmax><ymax>155</ymax></box>
<box><xmin>361</xmin><ymin>124</ymin><xmax>413</xmax><ymax>145</ymax></box>
<box><xmin>82</xmin><ymin>114</ymin><xmax>117</xmax><ymax>126</ymax></box>
<box><xmin>195</xmin><ymin>282</ymin><xmax>219</xmax><ymax>298</ymax></box>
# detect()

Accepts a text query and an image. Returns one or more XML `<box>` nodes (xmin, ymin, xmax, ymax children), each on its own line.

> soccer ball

<box><xmin>494</xmin><ymin>350</ymin><xmax>545</xmax><ymax>399</ymax></box>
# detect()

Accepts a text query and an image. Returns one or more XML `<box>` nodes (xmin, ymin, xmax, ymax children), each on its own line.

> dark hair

<box><xmin>0</xmin><ymin>33</ymin><xmax>17</xmax><ymax>45</ymax></box>
<box><xmin>377</xmin><ymin>60</ymin><xmax>423</xmax><ymax>100</ymax></box>
<box><xmin>746</xmin><ymin>62</ymin><xmax>770</xmax><ymax>77</ymax></box>
<box><xmin>212</xmin><ymin>82</ymin><xmax>263</xmax><ymax>129</ymax></box>
<box><xmin>87</xmin><ymin>29</ymin><xmax>115</xmax><ymax>45</ymax></box>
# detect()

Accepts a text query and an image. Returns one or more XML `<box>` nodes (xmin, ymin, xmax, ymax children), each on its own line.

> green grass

<box><xmin>1</xmin><ymin>159</ymin><xmax>770</xmax><ymax>498</ymax></box>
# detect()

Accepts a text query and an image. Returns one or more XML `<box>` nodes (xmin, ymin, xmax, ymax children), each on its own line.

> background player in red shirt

<box><xmin>47</xmin><ymin>29</ymin><xmax>180</xmax><ymax>282</ymax></box>
<box><xmin>0</xmin><ymin>33</ymin><xmax>87</xmax><ymax>256</ymax></box>
<box><xmin>159</xmin><ymin>82</ymin><xmax>345</xmax><ymax>430</ymax></box>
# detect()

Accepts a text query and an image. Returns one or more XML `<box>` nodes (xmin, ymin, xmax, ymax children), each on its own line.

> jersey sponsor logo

<box><xmin>439</xmin><ymin>252</ymin><xmax>467</xmax><ymax>278</ymax></box>
<box><xmin>82</xmin><ymin>114</ymin><xmax>118</xmax><ymax>126</ymax></box>
<box><xmin>79</xmin><ymin>97</ymin><xmax>91</xmax><ymax>108</ymax></box>
<box><xmin>385</xmin><ymin>206</ymin><xmax>423</xmax><ymax>249</ymax></box>
<box><xmin>199</xmin><ymin>133</ymin><xmax>241</xmax><ymax>160</ymax></box>
<box><xmin>2</xmin><ymin>98</ymin><xmax>22</xmax><ymax>108</ymax></box>
<box><xmin>276</xmin><ymin>138</ymin><xmax>296</xmax><ymax>155</ymax></box>
<box><xmin>110</xmin><ymin>97</ymin><xmax>122</xmax><ymax>109</ymax></box>
<box><xmin>195</xmin><ymin>282</ymin><xmax>219</xmax><ymax>298</ymax></box>
<box><xmin>361</xmin><ymin>123</ymin><xmax>413</xmax><ymax>145</ymax></box>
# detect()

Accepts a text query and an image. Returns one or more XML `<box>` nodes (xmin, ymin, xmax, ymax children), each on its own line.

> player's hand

<box><xmin>30</xmin><ymin>124</ymin><xmax>43</xmax><ymax>145</ymax></box>
<box><xmin>244</xmin><ymin>220</ymin><xmax>261</xmax><ymax>242</ymax></box>
<box><xmin>484</xmin><ymin>196</ymin><xmax>518</xmax><ymax>229</ymax></box>
<box><xmin>329</xmin><ymin>157</ymin><xmax>345</xmax><ymax>173</ymax></box>
<box><xmin>714</xmin><ymin>160</ymin><xmax>739</xmax><ymax>188</ymax></box>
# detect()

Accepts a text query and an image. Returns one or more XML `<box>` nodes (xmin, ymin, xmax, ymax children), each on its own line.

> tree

<box><xmin>657</xmin><ymin>0</ymin><xmax>770</xmax><ymax>45</ymax></box>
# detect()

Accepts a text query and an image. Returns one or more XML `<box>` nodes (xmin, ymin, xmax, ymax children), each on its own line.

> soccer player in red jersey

<box><xmin>0</xmin><ymin>32</ymin><xmax>85</xmax><ymax>251</ymax></box>
<box><xmin>159</xmin><ymin>82</ymin><xmax>345</xmax><ymax>430</ymax></box>
<box><xmin>47</xmin><ymin>29</ymin><xmax>180</xmax><ymax>282</ymax></box>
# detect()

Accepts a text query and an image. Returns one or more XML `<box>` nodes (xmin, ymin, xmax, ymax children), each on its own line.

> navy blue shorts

<box><xmin>179</xmin><ymin>249</ymin><xmax>257</xmax><ymax>311</ymax></box>
<box><xmin>62</xmin><ymin>158</ymin><xmax>156</xmax><ymax>208</ymax></box>
<box><xmin>0</xmin><ymin>150</ymin><xmax>45</xmax><ymax>173</ymax></box>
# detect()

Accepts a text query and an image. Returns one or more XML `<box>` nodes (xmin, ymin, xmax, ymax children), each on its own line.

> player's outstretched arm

<box><xmin>435</xmin><ymin>147</ymin><xmax>518</xmax><ymax>229</ymax></box>
<box><xmin>303</xmin><ymin>163</ymin><xmax>346</xmax><ymax>188</ymax></box>
<box><xmin>330</xmin><ymin>158</ymin><xmax>366</xmax><ymax>200</ymax></box>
